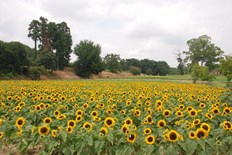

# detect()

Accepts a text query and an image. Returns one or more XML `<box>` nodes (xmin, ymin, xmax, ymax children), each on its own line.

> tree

<box><xmin>191</xmin><ymin>64</ymin><xmax>214</xmax><ymax>83</ymax></box>
<box><xmin>28</xmin><ymin>19</ymin><xmax>40</xmax><ymax>60</ymax></box>
<box><xmin>220</xmin><ymin>56</ymin><xmax>232</xmax><ymax>82</ymax></box>
<box><xmin>37</xmin><ymin>49</ymin><xmax>56</xmax><ymax>70</ymax></box>
<box><xmin>183</xmin><ymin>35</ymin><xmax>224</xmax><ymax>71</ymax></box>
<box><xmin>103</xmin><ymin>54</ymin><xmax>121</xmax><ymax>73</ymax></box>
<box><xmin>49</xmin><ymin>22</ymin><xmax>72</xmax><ymax>70</ymax></box>
<box><xmin>28</xmin><ymin>17</ymin><xmax>73</xmax><ymax>70</ymax></box>
<box><xmin>176</xmin><ymin>52</ymin><xmax>185</xmax><ymax>75</ymax></box>
<box><xmin>140</xmin><ymin>59</ymin><xmax>155</xmax><ymax>75</ymax></box>
<box><xmin>0</xmin><ymin>41</ymin><xmax>29</xmax><ymax>74</ymax></box>
<box><xmin>74</xmin><ymin>40</ymin><xmax>104</xmax><ymax>78</ymax></box>
<box><xmin>155</xmin><ymin>61</ymin><xmax>170</xmax><ymax>76</ymax></box>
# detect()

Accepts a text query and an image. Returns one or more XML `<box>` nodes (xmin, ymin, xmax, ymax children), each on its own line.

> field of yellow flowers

<box><xmin>0</xmin><ymin>80</ymin><xmax>231</xmax><ymax>155</ymax></box>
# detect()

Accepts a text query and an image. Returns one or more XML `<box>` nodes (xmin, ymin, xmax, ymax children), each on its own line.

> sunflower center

<box><xmin>17</xmin><ymin>119</ymin><xmax>23</xmax><ymax>126</ymax></box>
<box><xmin>202</xmin><ymin>125</ymin><xmax>208</xmax><ymax>131</ymax></box>
<box><xmin>41</xmin><ymin>127</ymin><xmax>48</xmax><ymax>134</ymax></box>
<box><xmin>164</xmin><ymin>112</ymin><xmax>169</xmax><ymax>115</ymax></box>
<box><xmin>148</xmin><ymin>136</ymin><xmax>153</xmax><ymax>142</ymax></box>
<box><xmin>101</xmin><ymin>129</ymin><xmax>106</xmax><ymax>135</ymax></box>
<box><xmin>197</xmin><ymin>131</ymin><xmax>205</xmax><ymax>138</ymax></box>
<box><xmin>129</xmin><ymin>134</ymin><xmax>135</xmax><ymax>140</ymax></box>
<box><xmin>85</xmin><ymin>124</ymin><xmax>90</xmax><ymax>128</ymax></box>
<box><xmin>159</xmin><ymin>122</ymin><xmax>164</xmax><ymax>127</ymax></box>
<box><xmin>106</xmin><ymin>119</ymin><xmax>113</xmax><ymax>125</ymax></box>
<box><xmin>169</xmin><ymin>132</ymin><xmax>177</xmax><ymax>140</ymax></box>
<box><xmin>147</xmin><ymin>117</ymin><xmax>152</xmax><ymax>122</ymax></box>
<box><xmin>69</xmin><ymin>122</ymin><xmax>74</xmax><ymax>126</ymax></box>
<box><xmin>191</xmin><ymin>111</ymin><xmax>196</xmax><ymax>115</ymax></box>
<box><xmin>45</xmin><ymin>119</ymin><xmax>51</xmax><ymax>123</ymax></box>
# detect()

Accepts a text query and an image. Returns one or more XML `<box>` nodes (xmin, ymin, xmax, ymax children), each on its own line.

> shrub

<box><xmin>130</xmin><ymin>67</ymin><xmax>141</xmax><ymax>75</ymax></box>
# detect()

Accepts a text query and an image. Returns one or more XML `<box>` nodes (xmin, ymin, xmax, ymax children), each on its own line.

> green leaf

<box><xmin>187</xmin><ymin>140</ymin><xmax>198</xmax><ymax>155</ymax></box>
<box><xmin>95</xmin><ymin>140</ymin><xmax>104</xmax><ymax>155</ymax></box>
<box><xmin>197</xmin><ymin>140</ymin><xmax>205</xmax><ymax>150</ymax></box>
<box><xmin>18</xmin><ymin>139</ymin><xmax>28</xmax><ymax>153</ymax></box>
<box><xmin>87</xmin><ymin>136</ymin><xmax>93</xmax><ymax>146</ymax></box>
<box><xmin>165</xmin><ymin>144</ymin><xmax>177</xmax><ymax>155</ymax></box>
<box><xmin>39</xmin><ymin>151</ymin><xmax>49</xmax><ymax>155</ymax></box>
<box><xmin>60</xmin><ymin>131</ymin><xmax>67</xmax><ymax>142</ymax></box>
<box><xmin>145</xmin><ymin>145</ymin><xmax>154</xmax><ymax>154</ymax></box>
<box><xmin>106</xmin><ymin>132</ymin><xmax>114</xmax><ymax>144</ymax></box>
<box><xmin>62</xmin><ymin>147</ymin><xmax>72</xmax><ymax>155</ymax></box>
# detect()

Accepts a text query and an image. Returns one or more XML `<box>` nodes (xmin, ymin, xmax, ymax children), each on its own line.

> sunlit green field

<box><xmin>0</xmin><ymin>80</ymin><xmax>231</xmax><ymax>155</ymax></box>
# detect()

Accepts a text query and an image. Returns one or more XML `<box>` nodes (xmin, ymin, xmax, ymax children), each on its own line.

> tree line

<box><xmin>0</xmin><ymin>17</ymin><xmax>232</xmax><ymax>82</ymax></box>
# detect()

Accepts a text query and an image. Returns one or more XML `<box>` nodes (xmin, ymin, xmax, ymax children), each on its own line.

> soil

<box><xmin>40</xmin><ymin>68</ymin><xmax>133</xmax><ymax>80</ymax></box>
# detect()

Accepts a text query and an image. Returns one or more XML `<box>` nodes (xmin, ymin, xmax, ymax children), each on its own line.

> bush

<box><xmin>130</xmin><ymin>67</ymin><xmax>141</xmax><ymax>75</ymax></box>
<box><xmin>28</xmin><ymin>66</ymin><xmax>47</xmax><ymax>80</ymax></box>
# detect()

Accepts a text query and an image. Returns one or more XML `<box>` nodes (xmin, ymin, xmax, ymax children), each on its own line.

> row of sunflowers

<box><xmin>0</xmin><ymin>80</ymin><xmax>231</xmax><ymax>155</ymax></box>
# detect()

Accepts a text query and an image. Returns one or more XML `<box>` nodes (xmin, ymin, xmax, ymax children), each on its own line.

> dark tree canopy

<box><xmin>103</xmin><ymin>54</ymin><xmax>121</xmax><ymax>73</ymax></box>
<box><xmin>183</xmin><ymin>35</ymin><xmax>224</xmax><ymax>71</ymax></box>
<box><xmin>74</xmin><ymin>40</ymin><xmax>104</xmax><ymax>78</ymax></box>
<box><xmin>0</xmin><ymin>41</ymin><xmax>29</xmax><ymax>74</ymax></box>
<box><xmin>28</xmin><ymin>17</ymin><xmax>72</xmax><ymax>70</ymax></box>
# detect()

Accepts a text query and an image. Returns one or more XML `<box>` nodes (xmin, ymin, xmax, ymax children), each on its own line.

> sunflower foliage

<box><xmin>0</xmin><ymin>80</ymin><xmax>231</xmax><ymax>155</ymax></box>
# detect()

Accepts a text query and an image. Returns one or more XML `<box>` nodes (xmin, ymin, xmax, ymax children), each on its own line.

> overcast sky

<box><xmin>1</xmin><ymin>0</ymin><xmax>232</xmax><ymax>67</ymax></box>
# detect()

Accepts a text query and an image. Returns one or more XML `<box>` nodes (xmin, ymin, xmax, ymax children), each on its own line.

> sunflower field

<box><xmin>0</xmin><ymin>80</ymin><xmax>231</xmax><ymax>155</ymax></box>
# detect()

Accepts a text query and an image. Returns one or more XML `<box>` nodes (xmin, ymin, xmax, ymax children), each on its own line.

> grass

<box><xmin>123</xmin><ymin>74</ymin><xmax>227</xmax><ymax>87</ymax></box>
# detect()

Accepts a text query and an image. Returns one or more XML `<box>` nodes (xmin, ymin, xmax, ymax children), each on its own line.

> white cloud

<box><xmin>1</xmin><ymin>0</ymin><xmax>232</xmax><ymax>67</ymax></box>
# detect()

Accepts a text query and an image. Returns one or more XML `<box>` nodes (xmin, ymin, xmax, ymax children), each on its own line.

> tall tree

<box><xmin>220</xmin><ymin>56</ymin><xmax>232</xmax><ymax>82</ymax></box>
<box><xmin>28</xmin><ymin>19</ymin><xmax>40</xmax><ymax>60</ymax></box>
<box><xmin>176</xmin><ymin>52</ymin><xmax>185</xmax><ymax>75</ymax></box>
<box><xmin>39</xmin><ymin>16</ymin><xmax>51</xmax><ymax>50</ymax></box>
<box><xmin>140</xmin><ymin>59</ymin><xmax>155</xmax><ymax>75</ymax></box>
<box><xmin>183</xmin><ymin>35</ymin><xmax>224</xmax><ymax>71</ymax></box>
<box><xmin>103</xmin><ymin>54</ymin><xmax>121</xmax><ymax>73</ymax></box>
<box><xmin>74</xmin><ymin>40</ymin><xmax>104</xmax><ymax>78</ymax></box>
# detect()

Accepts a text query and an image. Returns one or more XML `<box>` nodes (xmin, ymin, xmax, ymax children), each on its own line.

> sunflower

<box><xmin>193</xmin><ymin>119</ymin><xmax>201</xmax><ymax>126</ymax></box>
<box><xmin>121</xmin><ymin>110</ymin><xmax>126</xmax><ymax>115</ymax></box>
<box><xmin>126</xmin><ymin>132</ymin><xmax>137</xmax><ymax>143</ymax></box>
<box><xmin>166</xmin><ymin>130</ymin><xmax>179</xmax><ymax>142</ymax></box>
<box><xmin>121</xmin><ymin>124</ymin><xmax>129</xmax><ymax>134</ymax></box>
<box><xmin>38</xmin><ymin>125</ymin><xmax>50</xmax><ymax>136</ymax></box>
<box><xmin>83</xmin><ymin>122</ymin><xmax>92</xmax><ymax>132</ymax></box>
<box><xmin>223</xmin><ymin>107</ymin><xmax>230</xmax><ymax>114</ymax></box>
<box><xmin>176</xmin><ymin>111</ymin><xmax>183</xmax><ymax>117</ymax></box>
<box><xmin>54</xmin><ymin>110</ymin><xmax>61</xmax><ymax>117</ymax></box>
<box><xmin>0</xmin><ymin>119</ymin><xmax>3</xmax><ymax>126</ymax></box>
<box><xmin>187</xmin><ymin>106</ymin><xmax>193</xmax><ymax>112</ymax></box>
<box><xmin>66</xmin><ymin>126</ymin><xmax>73</xmax><ymax>134</ymax></box>
<box><xmin>212</xmin><ymin>108</ymin><xmax>220</xmax><ymax>115</ymax></box>
<box><xmin>189</xmin><ymin>109</ymin><xmax>197</xmax><ymax>117</ymax></box>
<box><xmin>145</xmin><ymin>135</ymin><xmax>155</xmax><ymax>145</ymax></box>
<box><xmin>199</xmin><ymin>103</ymin><xmax>206</xmax><ymax>108</ymax></box>
<box><xmin>126</xmin><ymin>99</ymin><xmax>132</xmax><ymax>106</ymax></box>
<box><xmin>16</xmin><ymin>117</ymin><xmax>25</xmax><ymax>129</ymax></box>
<box><xmin>43</xmin><ymin>117</ymin><xmax>52</xmax><ymax>124</ymax></box>
<box><xmin>0</xmin><ymin>131</ymin><xmax>3</xmax><ymax>139</ymax></box>
<box><xmin>124</xmin><ymin>118</ymin><xmax>133</xmax><ymax>126</ymax></box>
<box><xmin>100</xmin><ymin>127</ymin><xmax>108</xmax><ymax>136</ymax></box>
<box><xmin>67</xmin><ymin>120</ymin><xmax>76</xmax><ymax>128</ymax></box>
<box><xmin>76</xmin><ymin>109</ymin><xmax>84</xmax><ymax>116</ymax></box>
<box><xmin>35</xmin><ymin>105</ymin><xmax>41</xmax><ymax>111</ymax></box>
<box><xmin>104</xmin><ymin>117</ymin><xmax>115</xmax><ymax>128</ymax></box>
<box><xmin>52</xmin><ymin>130</ymin><xmax>58</xmax><ymax>137</ymax></box>
<box><xmin>57</xmin><ymin>114</ymin><xmax>66</xmax><ymax>120</ymax></box>
<box><xmin>76</xmin><ymin>115</ymin><xmax>82</xmax><ymax>123</ymax></box>
<box><xmin>143</xmin><ymin>128</ymin><xmax>152</xmax><ymax>135</ymax></box>
<box><xmin>178</xmin><ymin>98</ymin><xmax>183</xmax><ymax>103</ymax></box>
<box><xmin>145</xmin><ymin>115</ymin><xmax>154</xmax><ymax>124</ymax></box>
<box><xmin>205</xmin><ymin>113</ymin><xmax>213</xmax><ymax>120</ymax></box>
<box><xmin>222</xmin><ymin>121</ymin><xmax>232</xmax><ymax>131</ymax></box>
<box><xmin>145</xmin><ymin>101</ymin><xmax>151</xmax><ymax>107</ymax></box>
<box><xmin>155</xmin><ymin>100</ymin><xmax>163</xmax><ymax>107</ymax></box>
<box><xmin>83</xmin><ymin>103</ymin><xmax>89</xmax><ymax>109</ymax></box>
<box><xmin>157</xmin><ymin>120</ymin><xmax>166</xmax><ymax>128</ymax></box>
<box><xmin>195</xmin><ymin>128</ymin><xmax>208</xmax><ymax>139</ymax></box>
<box><xmin>134</xmin><ymin>109</ymin><xmax>141</xmax><ymax>117</ymax></box>
<box><xmin>179</xmin><ymin>104</ymin><xmax>184</xmax><ymax>110</ymax></box>
<box><xmin>163</xmin><ymin>109</ymin><xmax>171</xmax><ymax>117</ymax></box>
<box><xmin>200</xmin><ymin>123</ymin><xmax>211</xmax><ymax>132</ymax></box>
<box><xmin>188</xmin><ymin>131</ymin><xmax>195</xmax><ymax>139</ymax></box>
<box><xmin>91</xmin><ymin>111</ymin><xmax>98</xmax><ymax>117</ymax></box>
